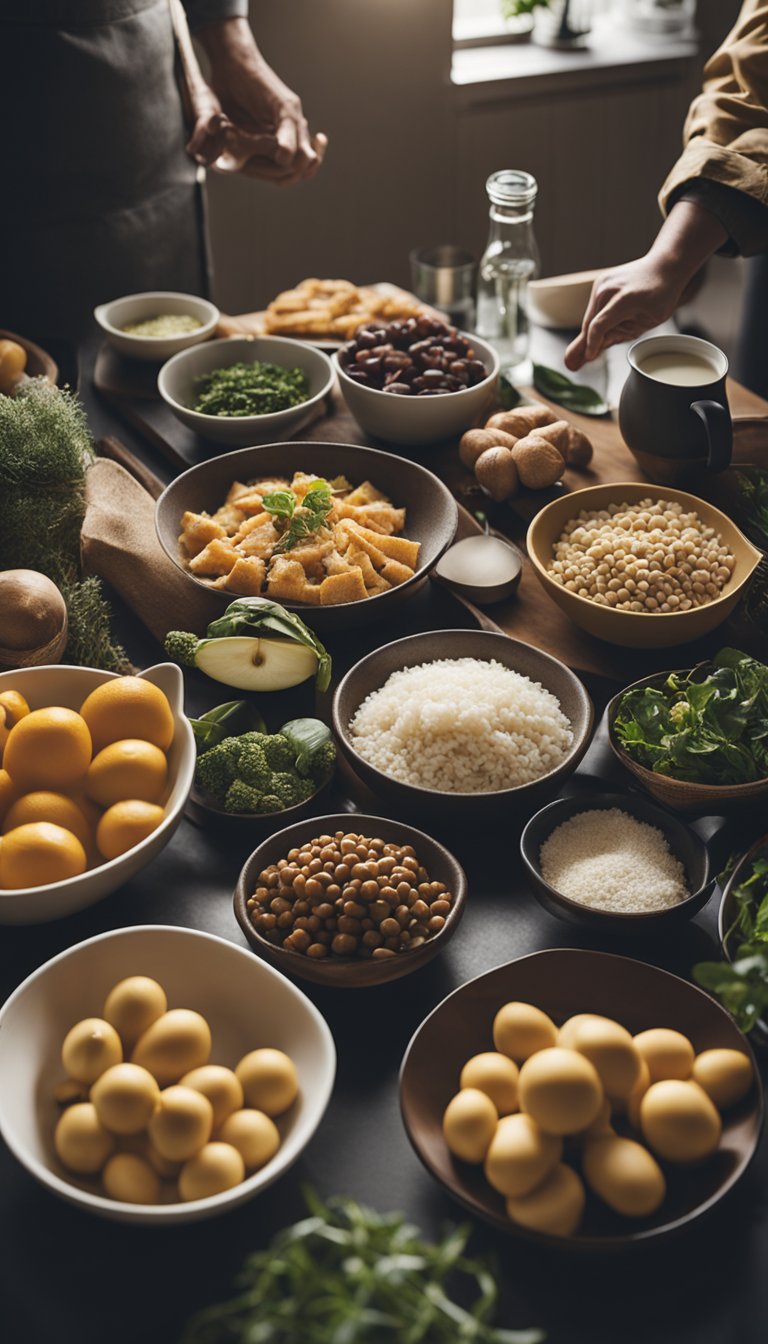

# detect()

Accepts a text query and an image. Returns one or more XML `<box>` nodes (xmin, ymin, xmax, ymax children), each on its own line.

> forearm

<box><xmin>193</xmin><ymin>15</ymin><xmax>266</xmax><ymax>78</ymax></box>
<box><xmin>647</xmin><ymin>201</ymin><xmax>728</xmax><ymax>288</ymax></box>
<box><xmin>183</xmin><ymin>2</ymin><xmax>248</xmax><ymax>35</ymax></box>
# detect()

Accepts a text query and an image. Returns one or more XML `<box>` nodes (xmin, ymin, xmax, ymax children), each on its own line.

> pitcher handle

<box><xmin>692</xmin><ymin>400</ymin><xmax>732</xmax><ymax>473</ymax></box>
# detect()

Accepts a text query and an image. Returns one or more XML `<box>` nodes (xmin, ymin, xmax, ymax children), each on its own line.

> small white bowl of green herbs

<box><xmin>157</xmin><ymin>336</ymin><xmax>335</xmax><ymax>446</ymax></box>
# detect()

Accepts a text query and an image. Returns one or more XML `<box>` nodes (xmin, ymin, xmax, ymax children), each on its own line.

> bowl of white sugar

<box><xmin>332</xmin><ymin>629</ymin><xmax>593</xmax><ymax>820</ymax></box>
<box><xmin>520</xmin><ymin>791</ymin><xmax>714</xmax><ymax>933</ymax></box>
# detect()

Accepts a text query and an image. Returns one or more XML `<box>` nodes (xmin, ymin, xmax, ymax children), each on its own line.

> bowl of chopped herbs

<box><xmin>185</xmin><ymin>699</ymin><xmax>336</xmax><ymax>832</ymax></box>
<box><xmin>607</xmin><ymin>648</ymin><xmax>768</xmax><ymax>813</ymax></box>
<box><xmin>157</xmin><ymin>336</ymin><xmax>335</xmax><ymax>446</ymax></box>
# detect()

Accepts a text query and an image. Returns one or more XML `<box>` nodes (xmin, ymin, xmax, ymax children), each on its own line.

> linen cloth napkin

<box><xmin>80</xmin><ymin>458</ymin><xmax>223</xmax><ymax>642</ymax></box>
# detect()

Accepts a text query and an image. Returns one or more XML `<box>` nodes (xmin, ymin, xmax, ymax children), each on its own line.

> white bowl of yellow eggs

<box><xmin>0</xmin><ymin>663</ymin><xmax>195</xmax><ymax>924</ymax></box>
<box><xmin>0</xmin><ymin>925</ymin><xmax>336</xmax><ymax>1223</ymax></box>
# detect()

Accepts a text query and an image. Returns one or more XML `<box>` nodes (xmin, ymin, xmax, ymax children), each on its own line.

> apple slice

<box><xmin>194</xmin><ymin>636</ymin><xmax>318</xmax><ymax>691</ymax></box>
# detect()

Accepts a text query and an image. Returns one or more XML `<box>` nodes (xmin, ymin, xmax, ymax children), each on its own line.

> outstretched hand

<box><xmin>564</xmin><ymin>257</ymin><xmax>689</xmax><ymax>371</ymax></box>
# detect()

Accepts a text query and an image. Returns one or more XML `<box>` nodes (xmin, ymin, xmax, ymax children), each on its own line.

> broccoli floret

<box><xmin>224</xmin><ymin>779</ymin><xmax>265</xmax><ymax>813</ymax></box>
<box><xmin>262</xmin><ymin>733</ymin><xmax>295</xmax><ymax>771</ymax></box>
<box><xmin>237</xmin><ymin>731</ymin><xmax>271</xmax><ymax>748</ymax></box>
<box><xmin>258</xmin><ymin>794</ymin><xmax>284</xmax><ymax>814</ymax></box>
<box><xmin>164</xmin><ymin>630</ymin><xmax>200</xmax><ymax>667</ymax></box>
<box><xmin>270</xmin><ymin>771</ymin><xmax>312</xmax><ymax>807</ymax></box>
<box><xmin>195</xmin><ymin>742</ymin><xmax>242</xmax><ymax>802</ymax></box>
<box><xmin>239</xmin><ymin>742</ymin><xmax>272</xmax><ymax>789</ymax></box>
<box><xmin>307</xmin><ymin>739</ymin><xmax>336</xmax><ymax>785</ymax></box>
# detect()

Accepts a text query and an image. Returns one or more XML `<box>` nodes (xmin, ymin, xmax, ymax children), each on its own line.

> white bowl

<box><xmin>0</xmin><ymin>925</ymin><xmax>336</xmax><ymax>1224</ymax></box>
<box><xmin>334</xmin><ymin>331</ymin><xmax>499</xmax><ymax>446</ymax></box>
<box><xmin>158</xmin><ymin>336</ymin><xmax>335</xmax><ymax>447</ymax></box>
<box><xmin>94</xmin><ymin>291</ymin><xmax>219</xmax><ymax>362</ymax></box>
<box><xmin>0</xmin><ymin>663</ymin><xmax>195</xmax><ymax>925</ymax></box>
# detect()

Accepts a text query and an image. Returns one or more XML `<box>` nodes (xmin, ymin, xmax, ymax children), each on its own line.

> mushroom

<box><xmin>474</xmin><ymin>446</ymin><xmax>519</xmax><ymax>502</ymax></box>
<box><xmin>510</xmin><ymin>436</ymin><xmax>566</xmax><ymax>490</ymax></box>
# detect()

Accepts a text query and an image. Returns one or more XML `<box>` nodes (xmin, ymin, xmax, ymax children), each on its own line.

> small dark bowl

<box><xmin>186</xmin><ymin>774</ymin><xmax>334</xmax><ymax>837</ymax></box>
<box><xmin>718</xmin><ymin>832</ymin><xmax>768</xmax><ymax>1046</ymax></box>
<box><xmin>332</xmin><ymin>629</ymin><xmax>593</xmax><ymax>822</ymax></box>
<box><xmin>607</xmin><ymin>670</ymin><xmax>768</xmax><ymax>815</ymax></box>
<box><xmin>233</xmin><ymin>812</ymin><xmax>467</xmax><ymax>987</ymax></box>
<box><xmin>520</xmin><ymin>791</ymin><xmax>714</xmax><ymax>934</ymax></box>
<box><xmin>400</xmin><ymin>948</ymin><xmax>763</xmax><ymax>1249</ymax></box>
<box><xmin>155</xmin><ymin>440</ymin><xmax>458</xmax><ymax>633</ymax></box>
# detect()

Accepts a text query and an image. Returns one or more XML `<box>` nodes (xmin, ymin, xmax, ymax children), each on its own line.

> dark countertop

<box><xmin>1</xmin><ymin>339</ymin><xmax>767</xmax><ymax>1344</ymax></box>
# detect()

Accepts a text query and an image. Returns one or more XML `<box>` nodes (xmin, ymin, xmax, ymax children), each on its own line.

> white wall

<box><xmin>205</xmin><ymin>0</ymin><xmax>743</xmax><ymax>314</ymax></box>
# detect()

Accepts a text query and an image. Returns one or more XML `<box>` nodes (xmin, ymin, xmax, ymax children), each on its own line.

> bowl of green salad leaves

<box><xmin>607</xmin><ymin>647</ymin><xmax>768</xmax><ymax>813</ymax></box>
<box><xmin>158</xmin><ymin>336</ymin><xmax>335</xmax><ymax>446</ymax></box>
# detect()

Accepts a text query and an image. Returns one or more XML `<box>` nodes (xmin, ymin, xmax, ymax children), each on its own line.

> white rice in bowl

<box><xmin>347</xmin><ymin>657</ymin><xmax>574</xmax><ymax>793</ymax></box>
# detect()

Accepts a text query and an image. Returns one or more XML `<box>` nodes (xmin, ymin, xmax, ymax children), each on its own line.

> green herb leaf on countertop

<box><xmin>181</xmin><ymin>1190</ymin><xmax>544</xmax><ymax>1344</ymax></box>
<box><xmin>532</xmin><ymin>364</ymin><xmax>609</xmax><ymax>417</ymax></box>
<box><xmin>498</xmin><ymin>373</ymin><xmax>522</xmax><ymax>410</ymax></box>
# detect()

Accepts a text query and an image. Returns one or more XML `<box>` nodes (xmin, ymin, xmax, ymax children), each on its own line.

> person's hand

<box><xmin>189</xmin><ymin>19</ymin><xmax>327</xmax><ymax>185</ymax></box>
<box><xmin>564</xmin><ymin>257</ymin><xmax>688</xmax><ymax>371</ymax></box>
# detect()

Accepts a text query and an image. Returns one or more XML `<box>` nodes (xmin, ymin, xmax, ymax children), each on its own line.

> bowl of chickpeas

<box><xmin>233</xmin><ymin>814</ymin><xmax>468</xmax><ymax>987</ymax></box>
<box><xmin>526</xmin><ymin>483</ymin><xmax>761</xmax><ymax>648</ymax></box>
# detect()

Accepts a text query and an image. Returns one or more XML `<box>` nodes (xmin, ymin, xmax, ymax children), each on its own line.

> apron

<box><xmin>0</xmin><ymin>0</ymin><xmax>209</xmax><ymax>340</ymax></box>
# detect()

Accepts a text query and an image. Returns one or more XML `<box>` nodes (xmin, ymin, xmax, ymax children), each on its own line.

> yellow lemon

<box><xmin>0</xmin><ymin>822</ymin><xmax>86</xmax><ymax>889</ymax></box>
<box><xmin>96</xmin><ymin>800</ymin><xmax>165</xmax><ymax>860</ymax></box>
<box><xmin>86</xmin><ymin>740</ymin><xmax>167</xmax><ymax>809</ymax></box>
<box><xmin>3</xmin><ymin>792</ymin><xmax>91</xmax><ymax>849</ymax></box>
<box><xmin>0</xmin><ymin>769</ymin><xmax>18</xmax><ymax>825</ymax></box>
<box><xmin>80</xmin><ymin>677</ymin><xmax>174</xmax><ymax>753</ymax></box>
<box><xmin>3</xmin><ymin>707</ymin><xmax>92</xmax><ymax>792</ymax></box>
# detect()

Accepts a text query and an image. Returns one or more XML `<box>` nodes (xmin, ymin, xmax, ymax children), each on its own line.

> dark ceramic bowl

<box><xmin>607</xmin><ymin>671</ymin><xmax>768</xmax><ymax>815</ymax></box>
<box><xmin>154</xmin><ymin>440</ymin><xmax>458</xmax><ymax>633</ymax></box>
<box><xmin>520</xmin><ymin>791</ymin><xmax>714</xmax><ymax>934</ymax></box>
<box><xmin>186</xmin><ymin>774</ymin><xmax>334</xmax><ymax>837</ymax></box>
<box><xmin>332</xmin><ymin>629</ymin><xmax>593</xmax><ymax>821</ymax></box>
<box><xmin>233</xmin><ymin>813</ymin><xmax>467</xmax><ymax>987</ymax></box>
<box><xmin>400</xmin><ymin>948</ymin><xmax>763</xmax><ymax>1249</ymax></box>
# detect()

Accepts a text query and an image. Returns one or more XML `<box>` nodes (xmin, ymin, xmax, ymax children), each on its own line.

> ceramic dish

<box><xmin>606</xmin><ymin>670</ymin><xmax>768</xmax><ymax>814</ymax></box>
<box><xmin>520</xmin><ymin>791</ymin><xmax>714</xmax><ymax>934</ymax></box>
<box><xmin>186</xmin><ymin>774</ymin><xmax>334</xmax><ymax>836</ymax></box>
<box><xmin>157</xmin><ymin>336</ymin><xmax>335</xmax><ymax>446</ymax></box>
<box><xmin>332</xmin><ymin>629</ymin><xmax>593</xmax><ymax>821</ymax></box>
<box><xmin>334</xmin><ymin>332</ymin><xmax>499</xmax><ymax>446</ymax></box>
<box><xmin>526</xmin><ymin>482</ymin><xmax>762</xmax><ymax>649</ymax></box>
<box><xmin>400</xmin><ymin>948</ymin><xmax>763</xmax><ymax>1249</ymax></box>
<box><xmin>0</xmin><ymin>328</ymin><xmax>58</xmax><ymax>384</ymax></box>
<box><xmin>0</xmin><ymin>663</ymin><xmax>195</xmax><ymax>925</ymax></box>
<box><xmin>94</xmin><ymin>291</ymin><xmax>219</xmax><ymax>362</ymax></box>
<box><xmin>233</xmin><ymin>812</ymin><xmax>467</xmax><ymax>987</ymax></box>
<box><xmin>0</xmin><ymin>925</ymin><xmax>335</xmax><ymax>1224</ymax></box>
<box><xmin>155</xmin><ymin>440</ymin><xmax>458</xmax><ymax>632</ymax></box>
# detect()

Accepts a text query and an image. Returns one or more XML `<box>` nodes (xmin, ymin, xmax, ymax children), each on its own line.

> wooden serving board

<box><xmin>91</xmin><ymin>342</ymin><xmax>768</xmax><ymax>682</ymax></box>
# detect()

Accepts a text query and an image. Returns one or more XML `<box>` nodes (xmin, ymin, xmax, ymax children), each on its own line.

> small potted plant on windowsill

<box><xmin>501</xmin><ymin>1</ymin><xmax>592</xmax><ymax>50</ymax></box>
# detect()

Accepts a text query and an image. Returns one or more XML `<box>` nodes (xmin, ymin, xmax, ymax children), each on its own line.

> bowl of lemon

<box><xmin>0</xmin><ymin>664</ymin><xmax>195</xmax><ymax>924</ymax></box>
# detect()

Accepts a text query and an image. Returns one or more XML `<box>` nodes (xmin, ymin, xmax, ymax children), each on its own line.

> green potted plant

<box><xmin>501</xmin><ymin>1</ymin><xmax>591</xmax><ymax>49</ymax></box>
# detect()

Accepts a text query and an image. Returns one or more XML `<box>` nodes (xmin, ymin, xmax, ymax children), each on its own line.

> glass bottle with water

<box><xmin>476</xmin><ymin>170</ymin><xmax>540</xmax><ymax>374</ymax></box>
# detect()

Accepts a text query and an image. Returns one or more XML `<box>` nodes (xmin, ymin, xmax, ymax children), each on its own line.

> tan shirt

<box><xmin>659</xmin><ymin>0</ymin><xmax>768</xmax><ymax>254</ymax></box>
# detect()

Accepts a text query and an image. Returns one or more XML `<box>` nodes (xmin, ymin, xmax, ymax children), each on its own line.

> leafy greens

<box><xmin>181</xmin><ymin>1189</ymin><xmax>543</xmax><ymax>1344</ymax></box>
<box><xmin>694</xmin><ymin>848</ymin><xmax>768</xmax><ymax>1032</ymax></box>
<box><xmin>612</xmin><ymin>648</ymin><xmax>768</xmax><ymax>785</ymax></box>
<box><xmin>733</xmin><ymin>467</ymin><xmax>768</xmax><ymax>551</ymax></box>
<box><xmin>262</xmin><ymin>479</ymin><xmax>334</xmax><ymax>552</ymax></box>
<box><xmin>532</xmin><ymin>365</ymin><xmax>609</xmax><ymax>417</ymax></box>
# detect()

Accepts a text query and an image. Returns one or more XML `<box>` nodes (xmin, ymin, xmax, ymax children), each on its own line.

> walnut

<box><xmin>485</xmin><ymin>405</ymin><xmax>557</xmax><ymax>437</ymax></box>
<box><xmin>459</xmin><ymin>427</ymin><xmax>517</xmax><ymax>470</ymax></box>
<box><xmin>511</xmin><ymin>435</ymin><xmax>567</xmax><ymax>489</ymax></box>
<box><xmin>474</xmin><ymin>445</ymin><xmax>519</xmax><ymax>502</ymax></box>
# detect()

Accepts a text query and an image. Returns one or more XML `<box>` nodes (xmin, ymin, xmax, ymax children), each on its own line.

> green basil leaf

<box><xmin>532</xmin><ymin>363</ymin><xmax>609</xmax><ymax>416</ymax></box>
<box><xmin>498</xmin><ymin>373</ymin><xmax>522</xmax><ymax>409</ymax></box>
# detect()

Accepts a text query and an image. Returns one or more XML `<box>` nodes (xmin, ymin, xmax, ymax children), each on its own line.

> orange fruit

<box><xmin>3</xmin><ymin>707</ymin><xmax>92</xmax><ymax>791</ymax></box>
<box><xmin>80</xmin><ymin>678</ymin><xmax>174</xmax><ymax>753</ymax></box>
<box><xmin>85</xmin><ymin>739</ymin><xmax>167</xmax><ymax>809</ymax></box>
<box><xmin>0</xmin><ymin>822</ymin><xmax>86</xmax><ymax>889</ymax></box>
<box><xmin>0</xmin><ymin>690</ymin><xmax>30</xmax><ymax>728</ymax></box>
<box><xmin>0</xmin><ymin>769</ymin><xmax>18</xmax><ymax>824</ymax></box>
<box><xmin>97</xmin><ymin>800</ymin><xmax>165</xmax><ymax>860</ymax></box>
<box><xmin>3</xmin><ymin>792</ymin><xmax>91</xmax><ymax>849</ymax></box>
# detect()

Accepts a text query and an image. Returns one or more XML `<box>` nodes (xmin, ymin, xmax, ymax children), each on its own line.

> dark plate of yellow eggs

<box><xmin>400</xmin><ymin>948</ymin><xmax>763</xmax><ymax>1249</ymax></box>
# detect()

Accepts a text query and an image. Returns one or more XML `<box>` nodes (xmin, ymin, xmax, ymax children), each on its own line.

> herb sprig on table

<box><xmin>613</xmin><ymin>648</ymin><xmax>768</xmax><ymax>785</ymax></box>
<box><xmin>192</xmin><ymin>360</ymin><xmax>309</xmax><ymax>417</ymax></box>
<box><xmin>694</xmin><ymin>850</ymin><xmax>768</xmax><ymax>1032</ymax></box>
<box><xmin>181</xmin><ymin>1191</ymin><xmax>543</xmax><ymax>1344</ymax></box>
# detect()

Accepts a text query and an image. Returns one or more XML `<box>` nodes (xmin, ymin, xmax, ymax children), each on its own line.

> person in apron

<box><xmin>0</xmin><ymin>0</ymin><xmax>326</xmax><ymax>340</ymax></box>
